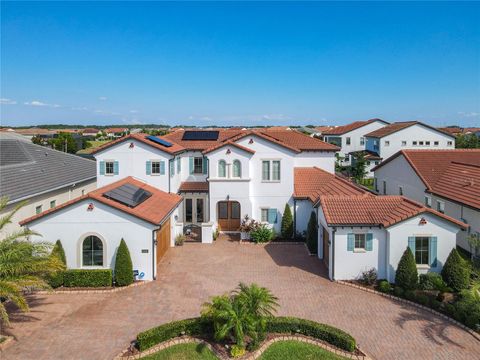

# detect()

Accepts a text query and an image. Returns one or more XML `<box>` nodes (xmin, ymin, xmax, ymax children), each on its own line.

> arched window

<box><xmin>218</xmin><ymin>160</ymin><xmax>226</xmax><ymax>178</ymax></box>
<box><xmin>82</xmin><ymin>235</ymin><xmax>103</xmax><ymax>266</ymax></box>
<box><xmin>233</xmin><ymin>160</ymin><xmax>241</xmax><ymax>178</ymax></box>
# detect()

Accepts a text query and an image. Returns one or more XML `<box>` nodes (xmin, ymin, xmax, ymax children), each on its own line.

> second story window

<box><xmin>148</xmin><ymin>161</ymin><xmax>165</xmax><ymax>175</ymax></box>
<box><xmin>262</xmin><ymin>160</ymin><xmax>281</xmax><ymax>181</ymax></box>
<box><xmin>425</xmin><ymin>195</ymin><xmax>432</xmax><ymax>208</ymax></box>
<box><xmin>447</xmin><ymin>141</ymin><xmax>453</xmax><ymax>146</ymax></box>
<box><xmin>233</xmin><ymin>160</ymin><xmax>241</xmax><ymax>178</ymax></box>
<box><xmin>401</xmin><ymin>141</ymin><xmax>407</xmax><ymax>146</ymax></box>
<box><xmin>437</xmin><ymin>200</ymin><xmax>445</xmax><ymax>213</ymax></box>
<box><xmin>105</xmin><ymin>161</ymin><xmax>115</xmax><ymax>175</ymax></box>
<box><xmin>413</xmin><ymin>141</ymin><xmax>417</xmax><ymax>146</ymax></box>
<box><xmin>383</xmin><ymin>180</ymin><xmax>387</xmax><ymax>195</ymax></box>
<box><xmin>36</xmin><ymin>205</ymin><xmax>42</xmax><ymax>214</ymax></box>
<box><xmin>434</xmin><ymin>141</ymin><xmax>439</xmax><ymax>146</ymax></box>
<box><xmin>218</xmin><ymin>160</ymin><xmax>226</xmax><ymax>178</ymax></box>
<box><xmin>360</xmin><ymin>137</ymin><xmax>365</xmax><ymax>146</ymax></box>
<box><xmin>346</xmin><ymin>137</ymin><xmax>351</xmax><ymax>145</ymax></box>
<box><xmin>194</xmin><ymin>157</ymin><xmax>203</xmax><ymax>174</ymax></box>
<box><xmin>384</xmin><ymin>140</ymin><xmax>390</xmax><ymax>146</ymax></box>
<box><xmin>50</xmin><ymin>200</ymin><xmax>56</xmax><ymax>209</ymax></box>
<box><xmin>399</xmin><ymin>186</ymin><xmax>403</xmax><ymax>196</ymax></box>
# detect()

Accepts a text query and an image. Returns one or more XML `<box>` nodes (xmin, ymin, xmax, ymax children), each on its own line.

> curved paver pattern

<box><xmin>2</xmin><ymin>241</ymin><xmax>479</xmax><ymax>360</ymax></box>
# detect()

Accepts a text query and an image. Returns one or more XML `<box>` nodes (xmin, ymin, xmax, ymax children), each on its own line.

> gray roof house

<box><xmin>0</xmin><ymin>132</ymin><xmax>97</xmax><ymax>234</ymax></box>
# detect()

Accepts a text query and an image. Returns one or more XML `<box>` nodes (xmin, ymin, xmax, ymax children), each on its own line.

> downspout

<box><xmin>151</xmin><ymin>229</ymin><xmax>158</xmax><ymax>280</ymax></box>
<box><xmin>168</xmin><ymin>158</ymin><xmax>172</xmax><ymax>193</ymax></box>
<box><xmin>331</xmin><ymin>227</ymin><xmax>336</xmax><ymax>281</ymax></box>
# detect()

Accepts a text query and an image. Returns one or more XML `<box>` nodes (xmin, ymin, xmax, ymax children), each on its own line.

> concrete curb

<box><xmin>336</xmin><ymin>280</ymin><xmax>480</xmax><ymax>342</ymax></box>
<box><xmin>34</xmin><ymin>280</ymin><xmax>152</xmax><ymax>295</ymax></box>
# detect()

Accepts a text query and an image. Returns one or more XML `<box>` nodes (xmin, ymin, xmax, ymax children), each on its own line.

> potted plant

<box><xmin>239</xmin><ymin>215</ymin><xmax>260</xmax><ymax>241</ymax></box>
<box><xmin>175</xmin><ymin>234</ymin><xmax>186</xmax><ymax>246</ymax></box>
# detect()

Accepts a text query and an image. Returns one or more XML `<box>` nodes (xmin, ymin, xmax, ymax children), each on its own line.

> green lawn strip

<box><xmin>141</xmin><ymin>343</ymin><xmax>218</xmax><ymax>360</ymax></box>
<box><xmin>259</xmin><ymin>340</ymin><xmax>348</xmax><ymax>360</ymax></box>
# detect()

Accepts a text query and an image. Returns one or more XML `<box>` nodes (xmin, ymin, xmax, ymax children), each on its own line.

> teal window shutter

<box><xmin>113</xmin><ymin>161</ymin><xmax>119</xmax><ymax>175</ymax></box>
<box><xmin>177</xmin><ymin>158</ymin><xmax>181</xmax><ymax>173</ymax></box>
<box><xmin>429</xmin><ymin>237</ymin><xmax>437</xmax><ymax>267</ymax></box>
<box><xmin>160</xmin><ymin>161</ymin><xmax>165</xmax><ymax>175</ymax></box>
<box><xmin>189</xmin><ymin>157</ymin><xmax>194</xmax><ymax>174</ymax></box>
<box><xmin>146</xmin><ymin>161</ymin><xmax>151</xmax><ymax>175</ymax></box>
<box><xmin>99</xmin><ymin>161</ymin><xmax>105</xmax><ymax>175</ymax></box>
<box><xmin>366</xmin><ymin>233</ymin><xmax>373</xmax><ymax>251</ymax></box>
<box><xmin>267</xmin><ymin>209</ymin><xmax>277</xmax><ymax>224</ymax></box>
<box><xmin>203</xmin><ymin>157</ymin><xmax>208</xmax><ymax>175</ymax></box>
<box><xmin>347</xmin><ymin>233</ymin><xmax>354</xmax><ymax>251</ymax></box>
<box><xmin>408</xmin><ymin>236</ymin><xmax>415</xmax><ymax>254</ymax></box>
<box><xmin>170</xmin><ymin>160</ymin><xmax>174</xmax><ymax>177</ymax></box>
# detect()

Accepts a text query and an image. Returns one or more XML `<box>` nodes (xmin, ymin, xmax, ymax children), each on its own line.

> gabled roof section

<box><xmin>164</xmin><ymin>129</ymin><xmax>242</xmax><ymax>151</ymax></box>
<box><xmin>258</xmin><ymin>130</ymin><xmax>340</xmax><ymax>151</ymax></box>
<box><xmin>202</xmin><ymin>141</ymin><xmax>256</xmax><ymax>155</ymax></box>
<box><xmin>322</xmin><ymin>119</ymin><xmax>388</xmax><ymax>136</ymax></box>
<box><xmin>178</xmin><ymin>181</ymin><xmax>209</xmax><ymax>193</ymax></box>
<box><xmin>364</xmin><ymin>121</ymin><xmax>456</xmax><ymax>139</ymax></box>
<box><xmin>293</xmin><ymin>167</ymin><xmax>368</xmax><ymax>203</ymax></box>
<box><xmin>90</xmin><ymin>133</ymin><xmax>185</xmax><ymax>155</ymax></box>
<box><xmin>20</xmin><ymin>177</ymin><xmax>182</xmax><ymax>226</ymax></box>
<box><xmin>320</xmin><ymin>195</ymin><xmax>467</xmax><ymax>229</ymax></box>
<box><xmin>0</xmin><ymin>132</ymin><xmax>96</xmax><ymax>204</ymax></box>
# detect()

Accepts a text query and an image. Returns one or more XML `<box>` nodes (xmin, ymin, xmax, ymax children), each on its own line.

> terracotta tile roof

<box><xmin>105</xmin><ymin>127</ymin><xmax>128</xmax><ymax>133</ymax></box>
<box><xmin>320</xmin><ymin>195</ymin><xmax>467</xmax><ymax>229</ymax></box>
<box><xmin>365</xmin><ymin>121</ymin><xmax>455</xmax><ymax>138</ymax></box>
<box><xmin>293</xmin><ymin>167</ymin><xmax>368</xmax><ymax>203</ymax></box>
<box><xmin>21</xmin><ymin>177</ymin><xmax>182</xmax><ymax>226</ymax></box>
<box><xmin>322</xmin><ymin>119</ymin><xmax>388</xmax><ymax>135</ymax></box>
<box><xmin>91</xmin><ymin>133</ymin><xmax>185</xmax><ymax>155</ymax></box>
<box><xmin>202</xmin><ymin>141</ymin><xmax>256</xmax><ymax>155</ymax></box>
<box><xmin>178</xmin><ymin>181</ymin><xmax>209</xmax><ymax>193</ymax></box>
<box><xmin>258</xmin><ymin>130</ymin><xmax>339</xmax><ymax>151</ymax></box>
<box><xmin>438</xmin><ymin>127</ymin><xmax>463</xmax><ymax>136</ymax></box>
<box><xmin>163</xmin><ymin>129</ymin><xmax>241</xmax><ymax>151</ymax></box>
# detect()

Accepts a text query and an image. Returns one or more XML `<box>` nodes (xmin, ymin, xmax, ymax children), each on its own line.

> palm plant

<box><xmin>0</xmin><ymin>197</ymin><xmax>65</xmax><ymax>325</ymax></box>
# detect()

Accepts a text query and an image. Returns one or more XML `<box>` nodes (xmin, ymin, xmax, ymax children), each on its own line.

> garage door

<box><xmin>156</xmin><ymin>218</ymin><xmax>171</xmax><ymax>264</ymax></box>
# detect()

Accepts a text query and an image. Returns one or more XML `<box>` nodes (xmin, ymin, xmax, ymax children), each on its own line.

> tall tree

<box><xmin>280</xmin><ymin>204</ymin><xmax>293</xmax><ymax>239</ymax></box>
<box><xmin>351</xmin><ymin>152</ymin><xmax>368</xmax><ymax>182</ymax></box>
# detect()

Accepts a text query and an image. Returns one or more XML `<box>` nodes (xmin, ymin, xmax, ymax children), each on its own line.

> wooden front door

<box><xmin>156</xmin><ymin>218</ymin><xmax>171</xmax><ymax>264</ymax></box>
<box><xmin>322</xmin><ymin>226</ymin><xmax>329</xmax><ymax>269</ymax></box>
<box><xmin>217</xmin><ymin>201</ymin><xmax>241</xmax><ymax>231</ymax></box>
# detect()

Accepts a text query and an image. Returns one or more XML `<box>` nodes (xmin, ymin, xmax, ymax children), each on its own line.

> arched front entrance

<box><xmin>217</xmin><ymin>201</ymin><xmax>241</xmax><ymax>231</ymax></box>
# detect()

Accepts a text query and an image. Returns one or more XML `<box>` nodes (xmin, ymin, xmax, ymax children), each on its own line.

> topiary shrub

<box><xmin>395</xmin><ymin>247</ymin><xmax>418</xmax><ymax>290</ymax></box>
<box><xmin>280</xmin><ymin>204</ymin><xmax>293</xmax><ymax>240</ymax></box>
<box><xmin>250</xmin><ymin>224</ymin><xmax>274</xmax><ymax>243</ymax></box>
<box><xmin>63</xmin><ymin>269</ymin><xmax>112</xmax><ymax>287</ymax></box>
<box><xmin>48</xmin><ymin>240</ymin><xmax>67</xmax><ymax>288</ymax></box>
<box><xmin>306</xmin><ymin>211</ymin><xmax>318</xmax><ymax>254</ymax></box>
<box><xmin>452</xmin><ymin>290</ymin><xmax>480</xmax><ymax>329</ymax></box>
<box><xmin>377</xmin><ymin>280</ymin><xmax>392</xmax><ymax>293</ymax></box>
<box><xmin>51</xmin><ymin>240</ymin><xmax>66</xmax><ymax>265</ymax></box>
<box><xmin>114</xmin><ymin>239</ymin><xmax>133</xmax><ymax>286</ymax></box>
<box><xmin>441</xmin><ymin>249</ymin><xmax>470</xmax><ymax>292</ymax></box>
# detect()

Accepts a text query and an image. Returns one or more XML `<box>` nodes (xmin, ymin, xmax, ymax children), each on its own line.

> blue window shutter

<box><xmin>189</xmin><ymin>157</ymin><xmax>194</xmax><ymax>174</ymax></box>
<box><xmin>113</xmin><ymin>161</ymin><xmax>119</xmax><ymax>175</ymax></box>
<box><xmin>146</xmin><ymin>161</ymin><xmax>151</xmax><ymax>175</ymax></box>
<box><xmin>268</xmin><ymin>209</ymin><xmax>277</xmax><ymax>224</ymax></box>
<box><xmin>160</xmin><ymin>161</ymin><xmax>165</xmax><ymax>175</ymax></box>
<box><xmin>99</xmin><ymin>161</ymin><xmax>105</xmax><ymax>175</ymax></box>
<box><xmin>177</xmin><ymin>158</ymin><xmax>181</xmax><ymax>173</ymax></box>
<box><xmin>366</xmin><ymin>233</ymin><xmax>373</xmax><ymax>251</ymax></box>
<box><xmin>347</xmin><ymin>233</ymin><xmax>354</xmax><ymax>251</ymax></box>
<box><xmin>408</xmin><ymin>236</ymin><xmax>415</xmax><ymax>255</ymax></box>
<box><xmin>170</xmin><ymin>160</ymin><xmax>174</xmax><ymax>176</ymax></box>
<box><xmin>429</xmin><ymin>237</ymin><xmax>438</xmax><ymax>267</ymax></box>
<box><xmin>203</xmin><ymin>157</ymin><xmax>208</xmax><ymax>175</ymax></box>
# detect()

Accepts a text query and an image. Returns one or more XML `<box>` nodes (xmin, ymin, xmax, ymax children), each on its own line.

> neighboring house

<box><xmin>364</xmin><ymin>121</ymin><xmax>456</xmax><ymax>163</ymax></box>
<box><xmin>81</xmin><ymin>128</ymin><xmax>100</xmax><ymax>137</ymax></box>
<box><xmin>105</xmin><ymin>127</ymin><xmax>128</xmax><ymax>138</ymax></box>
<box><xmin>0</xmin><ymin>132</ymin><xmax>97</xmax><ymax>236</ymax></box>
<box><xmin>21</xmin><ymin>177</ymin><xmax>182</xmax><ymax>281</ymax></box>
<box><xmin>373</xmin><ymin>149</ymin><xmax>480</xmax><ymax>253</ymax></box>
<box><xmin>322</xmin><ymin>118</ymin><xmax>389</xmax><ymax>166</ymax></box>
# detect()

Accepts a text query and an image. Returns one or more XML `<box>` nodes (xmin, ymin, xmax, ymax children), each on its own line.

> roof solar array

<box><xmin>103</xmin><ymin>183</ymin><xmax>152</xmax><ymax>207</ymax></box>
<box><xmin>146</xmin><ymin>135</ymin><xmax>173</xmax><ymax>147</ymax></box>
<box><xmin>182</xmin><ymin>130</ymin><xmax>219</xmax><ymax>141</ymax></box>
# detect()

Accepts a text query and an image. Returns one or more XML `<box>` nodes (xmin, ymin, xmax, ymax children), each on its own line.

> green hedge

<box><xmin>266</xmin><ymin>317</ymin><xmax>356</xmax><ymax>352</ymax></box>
<box><xmin>136</xmin><ymin>317</ymin><xmax>214</xmax><ymax>351</ymax></box>
<box><xmin>63</xmin><ymin>269</ymin><xmax>112</xmax><ymax>287</ymax></box>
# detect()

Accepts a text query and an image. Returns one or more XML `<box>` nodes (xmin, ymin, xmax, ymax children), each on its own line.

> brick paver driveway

<box><xmin>2</xmin><ymin>241</ymin><xmax>479</xmax><ymax>360</ymax></box>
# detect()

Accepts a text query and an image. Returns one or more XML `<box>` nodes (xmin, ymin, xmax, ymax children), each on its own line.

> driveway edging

<box><xmin>34</xmin><ymin>280</ymin><xmax>152</xmax><ymax>295</ymax></box>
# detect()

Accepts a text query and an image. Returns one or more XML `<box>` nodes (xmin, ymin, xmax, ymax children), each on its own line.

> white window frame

<box><xmin>262</xmin><ymin>159</ymin><xmax>281</xmax><ymax>182</ymax></box>
<box><xmin>360</xmin><ymin>137</ymin><xmax>365</xmax><ymax>146</ymax></box>
<box><xmin>401</xmin><ymin>140</ymin><xmax>407</xmax><ymax>146</ymax></box>
<box><xmin>437</xmin><ymin>200</ymin><xmax>445</xmax><ymax>213</ymax></box>
<box><xmin>260</xmin><ymin>208</ymin><xmax>270</xmax><ymax>223</ymax></box>
<box><xmin>218</xmin><ymin>159</ymin><xmax>227</xmax><ymax>178</ymax></box>
<box><xmin>232</xmin><ymin>159</ymin><xmax>241</xmax><ymax>178</ymax></box>
<box><xmin>151</xmin><ymin>160</ymin><xmax>161</xmax><ymax>175</ymax></box>
<box><xmin>354</xmin><ymin>233</ymin><xmax>366</xmax><ymax>251</ymax></box>
<box><xmin>193</xmin><ymin>157</ymin><xmax>203</xmax><ymax>174</ymax></box>
<box><xmin>35</xmin><ymin>205</ymin><xmax>43</xmax><ymax>214</ymax></box>
<box><xmin>384</xmin><ymin>140</ymin><xmax>390</xmax><ymax>146</ymax></box>
<box><xmin>415</xmin><ymin>236</ymin><xmax>430</xmax><ymax>266</ymax></box>
<box><xmin>346</xmin><ymin>137</ymin><xmax>351</xmax><ymax>145</ymax></box>
<box><xmin>424</xmin><ymin>195</ymin><xmax>432</xmax><ymax>208</ymax></box>
<box><xmin>105</xmin><ymin>160</ymin><xmax>115</xmax><ymax>175</ymax></box>
<box><xmin>425</xmin><ymin>141</ymin><xmax>430</xmax><ymax>146</ymax></box>
<box><xmin>50</xmin><ymin>200</ymin><xmax>56</xmax><ymax>209</ymax></box>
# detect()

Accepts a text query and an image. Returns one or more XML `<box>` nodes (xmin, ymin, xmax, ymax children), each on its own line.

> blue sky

<box><xmin>1</xmin><ymin>1</ymin><xmax>479</xmax><ymax>127</ymax></box>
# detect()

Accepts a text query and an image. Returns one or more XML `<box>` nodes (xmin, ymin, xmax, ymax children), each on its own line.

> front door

<box><xmin>184</xmin><ymin>198</ymin><xmax>205</xmax><ymax>224</ymax></box>
<box><xmin>217</xmin><ymin>201</ymin><xmax>241</xmax><ymax>231</ymax></box>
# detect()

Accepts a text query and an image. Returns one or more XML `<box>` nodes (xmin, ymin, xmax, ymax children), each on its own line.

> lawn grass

<box><xmin>259</xmin><ymin>340</ymin><xmax>348</xmax><ymax>360</ymax></box>
<box><xmin>141</xmin><ymin>343</ymin><xmax>217</xmax><ymax>360</ymax></box>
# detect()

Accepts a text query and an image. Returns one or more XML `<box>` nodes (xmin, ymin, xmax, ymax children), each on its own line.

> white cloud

<box><xmin>99</xmin><ymin>96</ymin><xmax>107</xmax><ymax>101</ymax></box>
<box><xmin>24</xmin><ymin>100</ymin><xmax>61</xmax><ymax>108</ymax></box>
<box><xmin>72</xmin><ymin>106</ymin><xmax>89</xmax><ymax>111</ymax></box>
<box><xmin>0</xmin><ymin>98</ymin><xmax>17</xmax><ymax>105</ymax></box>
<box><xmin>458</xmin><ymin>111</ymin><xmax>479</xmax><ymax>118</ymax></box>
<box><xmin>129</xmin><ymin>110</ymin><xmax>139</xmax><ymax>114</ymax></box>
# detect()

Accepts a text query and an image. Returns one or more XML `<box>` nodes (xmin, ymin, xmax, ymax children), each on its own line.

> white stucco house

<box><xmin>373</xmin><ymin>149</ymin><xmax>480</xmax><ymax>254</ymax></box>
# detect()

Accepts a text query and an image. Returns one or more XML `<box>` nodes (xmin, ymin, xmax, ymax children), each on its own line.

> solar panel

<box><xmin>103</xmin><ymin>184</ymin><xmax>152</xmax><ymax>207</ymax></box>
<box><xmin>182</xmin><ymin>130</ymin><xmax>219</xmax><ymax>141</ymax></box>
<box><xmin>146</xmin><ymin>135</ymin><xmax>173</xmax><ymax>147</ymax></box>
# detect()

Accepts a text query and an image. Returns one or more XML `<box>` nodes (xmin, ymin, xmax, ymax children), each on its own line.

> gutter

<box><xmin>151</xmin><ymin>227</ymin><xmax>159</xmax><ymax>280</ymax></box>
<box><xmin>331</xmin><ymin>227</ymin><xmax>336</xmax><ymax>281</ymax></box>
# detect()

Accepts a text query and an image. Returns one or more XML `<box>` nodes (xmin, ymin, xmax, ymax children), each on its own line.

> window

<box><xmin>232</xmin><ymin>160</ymin><xmax>241</xmax><ymax>178</ymax></box>
<box><xmin>231</xmin><ymin>202</ymin><xmax>240</xmax><ymax>219</ymax></box>
<box><xmin>360</xmin><ymin>137</ymin><xmax>365</xmax><ymax>146</ymax></box>
<box><xmin>196</xmin><ymin>199</ymin><xmax>204</xmax><ymax>223</ymax></box>
<box><xmin>415</xmin><ymin>237</ymin><xmax>429</xmax><ymax>265</ymax></box>
<box><xmin>346</xmin><ymin>137</ymin><xmax>351</xmax><ymax>145</ymax></box>
<box><xmin>50</xmin><ymin>200</ymin><xmax>56</xmax><ymax>209</ymax></box>
<box><xmin>35</xmin><ymin>205</ymin><xmax>42</xmax><ymax>214</ymax></box>
<box><xmin>382</xmin><ymin>181</ymin><xmax>387</xmax><ymax>195</ymax></box>
<box><xmin>81</xmin><ymin>189</ymin><xmax>85</xmax><ymax>196</ymax></box>
<box><xmin>424</xmin><ymin>196</ymin><xmax>432</xmax><ymax>208</ymax></box>
<box><xmin>367</xmin><ymin>161</ymin><xmax>371</xmax><ymax>166</ymax></box>
<box><xmin>185</xmin><ymin>199</ymin><xmax>193</xmax><ymax>222</ymax></box>
<box><xmin>193</xmin><ymin>157</ymin><xmax>203</xmax><ymax>174</ymax></box>
<box><xmin>262</xmin><ymin>160</ymin><xmax>281</xmax><ymax>181</ymax></box>
<box><xmin>218</xmin><ymin>202</ymin><xmax>228</xmax><ymax>219</ymax></box>
<box><xmin>374</xmin><ymin>161</ymin><xmax>379</xmax><ymax>165</ymax></box>
<box><xmin>82</xmin><ymin>235</ymin><xmax>103</xmax><ymax>266</ymax></box>
<box><xmin>413</xmin><ymin>141</ymin><xmax>417</xmax><ymax>146</ymax></box>
<box><xmin>373</xmin><ymin>140</ymin><xmax>379</xmax><ymax>150</ymax></box>
<box><xmin>419</xmin><ymin>141</ymin><xmax>424</xmax><ymax>146</ymax></box>
<box><xmin>401</xmin><ymin>141</ymin><xmax>407</xmax><ymax>146</ymax></box>
<box><xmin>434</xmin><ymin>141</ymin><xmax>439</xmax><ymax>146</ymax></box>
<box><xmin>425</xmin><ymin>141</ymin><xmax>430</xmax><ymax>146</ymax></box>
<box><xmin>151</xmin><ymin>161</ymin><xmax>161</xmax><ymax>175</ymax></box>
<box><xmin>354</xmin><ymin>234</ymin><xmax>366</xmax><ymax>250</ymax></box>
<box><xmin>437</xmin><ymin>200</ymin><xmax>445</xmax><ymax>213</ymax></box>
<box><xmin>260</xmin><ymin>208</ymin><xmax>277</xmax><ymax>223</ymax></box>
<box><xmin>218</xmin><ymin>160</ymin><xmax>226</xmax><ymax>178</ymax></box>
<box><xmin>105</xmin><ymin>161</ymin><xmax>114</xmax><ymax>175</ymax></box>
<box><xmin>261</xmin><ymin>208</ymin><xmax>269</xmax><ymax>222</ymax></box>
<box><xmin>399</xmin><ymin>186</ymin><xmax>403</xmax><ymax>196</ymax></box>
<box><xmin>447</xmin><ymin>141</ymin><xmax>453</xmax><ymax>146</ymax></box>
<box><xmin>384</xmin><ymin>140</ymin><xmax>390</xmax><ymax>146</ymax></box>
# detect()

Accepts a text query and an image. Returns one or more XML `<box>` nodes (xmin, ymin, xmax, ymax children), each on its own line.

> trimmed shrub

<box><xmin>280</xmin><ymin>204</ymin><xmax>293</xmax><ymax>240</ymax></box>
<box><xmin>51</xmin><ymin>240</ymin><xmax>67</xmax><ymax>265</ymax></box>
<box><xmin>452</xmin><ymin>290</ymin><xmax>480</xmax><ymax>330</ymax></box>
<box><xmin>306</xmin><ymin>211</ymin><xmax>318</xmax><ymax>254</ymax></box>
<box><xmin>48</xmin><ymin>240</ymin><xmax>67</xmax><ymax>288</ymax></box>
<box><xmin>266</xmin><ymin>317</ymin><xmax>356</xmax><ymax>352</ymax></box>
<box><xmin>114</xmin><ymin>239</ymin><xmax>133</xmax><ymax>286</ymax></box>
<box><xmin>441</xmin><ymin>249</ymin><xmax>470</xmax><ymax>292</ymax></box>
<box><xmin>419</xmin><ymin>273</ymin><xmax>450</xmax><ymax>292</ymax></box>
<box><xmin>136</xmin><ymin>317</ymin><xmax>214</xmax><ymax>351</ymax></box>
<box><xmin>404</xmin><ymin>290</ymin><xmax>416</xmax><ymax>301</ymax></box>
<box><xmin>230</xmin><ymin>345</ymin><xmax>246</xmax><ymax>358</ymax></box>
<box><xmin>415</xmin><ymin>293</ymin><xmax>429</xmax><ymax>306</ymax></box>
<box><xmin>63</xmin><ymin>269</ymin><xmax>112</xmax><ymax>287</ymax></box>
<box><xmin>395</xmin><ymin>248</ymin><xmax>418</xmax><ymax>290</ymax></box>
<box><xmin>378</xmin><ymin>280</ymin><xmax>392</xmax><ymax>293</ymax></box>
<box><xmin>250</xmin><ymin>225</ymin><xmax>274</xmax><ymax>243</ymax></box>
<box><xmin>360</xmin><ymin>268</ymin><xmax>377</xmax><ymax>286</ymax></box>
<box><xmin>393</xmin><ymin>286</ymin><xmax>404</xmax><ymax>298</ymax></box>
